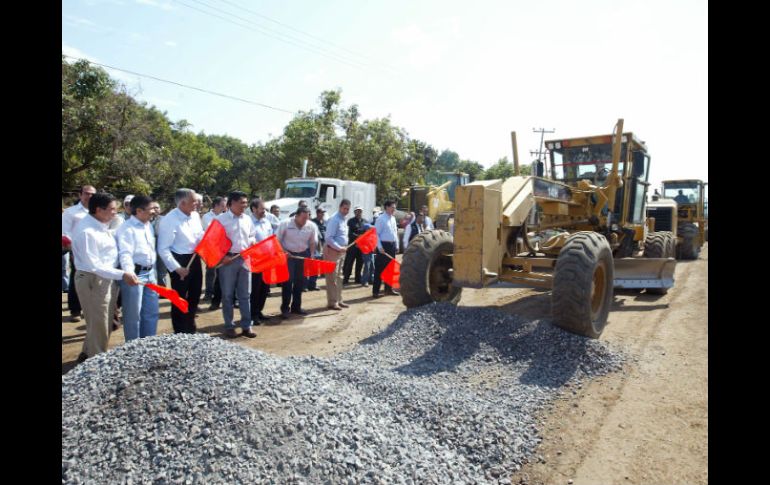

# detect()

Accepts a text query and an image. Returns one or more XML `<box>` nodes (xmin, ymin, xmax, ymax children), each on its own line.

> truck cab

<box><xmin>266</xmin><ymin>177</ymin><xmax>376</xmax><ymax>222</ymax></box>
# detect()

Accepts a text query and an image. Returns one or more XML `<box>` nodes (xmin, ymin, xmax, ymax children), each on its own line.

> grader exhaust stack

<box><xmin>400</xmin><ymin>119</ymin><xmax>676</xmax><ymax>338</ymax></box>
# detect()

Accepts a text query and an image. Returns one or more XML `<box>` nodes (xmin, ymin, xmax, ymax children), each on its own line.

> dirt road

<box><xmin>61</xmin><ymin>245</ymin><xmax>708</xmax><ymax>484</ymax></box>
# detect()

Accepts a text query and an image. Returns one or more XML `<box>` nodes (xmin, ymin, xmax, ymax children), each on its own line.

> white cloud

<box><xmin>62</xmin><ymin>43</ymin><xmax>99</xmax><ymax>63</ymax></box>
<box><xmin>164</xmin><ymin>40</ymin><xmax>178</xmax><ymax>47</ymax></box>
<box><xmin>135</xmin><ymin>0</ymin><xmax>174</xmax><ymax>11</ymax></box>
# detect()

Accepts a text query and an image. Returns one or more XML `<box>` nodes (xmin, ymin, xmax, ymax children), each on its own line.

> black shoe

<box><xmin>76</xmin><ymin>352</ymin><xmax>88</xmax><ymax>363</ymax></box>
<box><xmin>312</xmin><ymin>287</ymin><xmax>321</xmax><ymax>291</ymax></box>
<box><xmin>372</xmin><ymin>293</ymin><xmax>382</xmax><ymax>299</ymax></box>
<box><xmin>224</xmin><ymin>329</ymin><xmax>238</xmax><ymax>338</ymax></box>
<box><xmin>69</xmin><ymin>313</ymin><xmax>81</xmax><ymax>323</ymax></box>
<box><xmin>209</xmin><ymin>303</ymin><xmax>220</xmax><ymax>311</ymax></box>
<box><xmin>291</xmin><ymin>309</ymin><xmax>309</xmax><ymax>316</ymax></box>
<box><xmin>258</xmin><ymin>313</ymin><xmax>271</xmax><ymax>321</ymax></box>
<box><xmin>241</xmin><ymin>329</ymin><xmax>257</xmax><ymax>338</ymax></box>
<box><xmin>280</xmin><ymin>311</ymin><xmax>290</xmax><ymax>319</ymax></box>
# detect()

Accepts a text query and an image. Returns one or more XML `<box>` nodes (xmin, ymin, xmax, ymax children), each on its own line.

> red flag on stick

<box><xmin>303</xmin><ymin>258</ymin><xmax>337</xmax><ymax>277</ymax></box>
<box><xmin>355</xmin><ymin>227</ymin><xmax>378</xmax><ymax>253</ymax></box>
<box><xmin>145</xmin><ymin>283</ymin><xmax>189</xmax><ymax>313</ymax></box>
<box><xmin>263</xmin><ymin>252</ymin><xmax>289</xmax><ymax>284</ymax></box>
<box><xmin>194</xmin><ymin>219</ymin><xmax>232</xmax><ymax>267</ymax></box>
<box><xmin>242</xmin><ymin>235</ymin><xmax>284</xmax><ymax>273</ymax></box>
<box><xmin>380</xmin><ymin>259</ymin><xmax>401</xmax><ymax>289</ymax></box>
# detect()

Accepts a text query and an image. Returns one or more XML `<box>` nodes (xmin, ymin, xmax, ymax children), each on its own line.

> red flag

<box><xmin>62</xmin><ymin>235</ymin><xmax>72</xmax><ymax>247</ymax></box>
<box><xmin>194</xmin><ymin>219</ymin><xmax>232</xmax><ymax>267</ymax></box>
<box><xmin>355</xmin><ymin>227</ymin><xmax>378</xmax><ymax>253</ymax></box>
<box><xmin>263</xmin><ymin>252</ymin><xmax>289</xmax><ymax>284</ymax></box>
<box><xmin>303</xmin><ymin>258</ymin><xmax>337</xmax><ymax>277</ymax></box>
<box><xmin>381</xmin><ymin>259</ymin><xmax>401</xmax><ymax>289</ymax></box>
<box><xmin>145</xmin><ymin>283</ymin><xmax>189</xmax><ymax>313</ymax></box>
<box><xmin>242</xmin><ymin>235</ymin><xmax>283</xmax><ymax>273</ymax></box>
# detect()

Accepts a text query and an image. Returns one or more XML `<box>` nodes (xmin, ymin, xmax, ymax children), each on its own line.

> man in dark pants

<box><xmin>249</xmin><ymin>198</ymin><xmax>273</xmax><ymax>323</ymax></box>
<box><xmin>62</xmin><ymin>185</ymin><xmax>96</xmax><ymax>322</ymax></box>
<box><xmin>276</xmin><ymin>207</ymin><xmax>318</xmax><ymax>319</ymax></box>
<box><xmin>343</xmin><ymin>206</ymin><xmax>366</xmax><ymax>284</ymax></box>
<box><xmin>373</xmin><ymin>200</ymin><xmax>400</xmax><ymax>298</ymax></box>
<box><xmin>157</xmin><ymin>188</ymin><xmax>204</xmax><ymax>333</ymax></box>
<box><xmin>307</xmin><ymin>207</ymin><xmax>326</xmax><ymax>291</ymax></box>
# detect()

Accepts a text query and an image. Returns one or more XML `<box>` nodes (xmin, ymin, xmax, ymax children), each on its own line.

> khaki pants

<box><xmin>74</xmin><ymin>270</ymin><xmax>118</xmax><ymax>358</ymax></box>
<box><xmin>324</xmin><ymin>246</ymin><xmax>347</xmax><ymax>306</ymax></box>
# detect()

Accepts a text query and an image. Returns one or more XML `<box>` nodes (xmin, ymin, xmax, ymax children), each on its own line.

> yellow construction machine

<box><xmin>400</xmin><ymin>119</ymin><xmax>676</xmax><ymax>338</ymax></box>
<box><xmin>646</xmin><ymin>179</ymin><xmax>707</xmax><ymax>259</ymax></box>
<box><xmin>400</xmin><ymin>172</ymin><xmax>469</xmax><ymax>230</ymax></box>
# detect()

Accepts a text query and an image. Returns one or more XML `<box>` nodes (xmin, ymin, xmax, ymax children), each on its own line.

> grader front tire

<box><xmin>552</xmin><ymin>232</ymin><xmax>614</xmax><ymax>338</ymax></box>
<box><xmin>400</xmin><ymin>230</ymin><xmax>462</xmax><ymax>308</ymax></box>
<box><xmin>644</xmin><ymin>231</ymin><xmax>675</xmax><ymax>295</ymax></box>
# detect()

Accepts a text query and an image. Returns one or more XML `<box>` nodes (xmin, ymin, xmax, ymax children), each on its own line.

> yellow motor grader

<box><xmin>400</xmin><ymin>119</ymin><xmax>676</xmax><ymax>338</ymax></box>
<box><xmin>646</xmin><ymin>179</ymin><xmax>707</xmax><ymax>259</ymax></box>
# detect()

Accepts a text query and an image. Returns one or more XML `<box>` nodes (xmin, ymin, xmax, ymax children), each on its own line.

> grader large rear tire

<box><xmin>678</xmin><ymin>223</ymin><xmax>700</xmax><ymax>260</ymax></box>
<box><xmin>552</xmin><ymin>232</ymin><xmax>614</xmax><ymax>338</ymax></box>
<box><xmin>400</xmin><ymin>230</ymin><xmax>462</xmax><ymax>308</ymax></box>
<box><xmin>644</xmin><ymin>231</ymin><xmax>675</xmax><ymax>295</ymax></box>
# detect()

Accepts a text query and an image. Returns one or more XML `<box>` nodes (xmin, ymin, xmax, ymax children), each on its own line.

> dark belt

<box><xmin>134</xmin><ymin>264</ymin><xmax>154</xmax><ymax>273</ymax></box>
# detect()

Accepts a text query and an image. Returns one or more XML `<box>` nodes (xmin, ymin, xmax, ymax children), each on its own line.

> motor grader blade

<box><xmin>613</xmin><ymin>258</ymin><xmax>676</xmax><ymax>289</ymax></box>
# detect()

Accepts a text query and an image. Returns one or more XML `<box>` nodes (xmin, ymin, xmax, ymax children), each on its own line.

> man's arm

<box><xmin>403</xmin><ymin>223</ymin><xmax>411</xmax><ymax>246</ymax></box>
<box><xmin>374</xmin><ymin>217</ymin><xmax>385</xmax><ymax>252</ymax></box>
<box><xmin>78</xmin><ymin>231</ymin><xmax>125</xmax><ymax>281</ymax></box>
<box><xmin>116</xmin><ymin>226</ymin><xmax>136</xmax><ymax>272</ymax></box>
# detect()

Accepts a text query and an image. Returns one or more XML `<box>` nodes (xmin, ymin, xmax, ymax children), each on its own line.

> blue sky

<box><xmin>63</xmin><ymin>0</ymin><xmax>707</xmax><ymax>191</ymax></box>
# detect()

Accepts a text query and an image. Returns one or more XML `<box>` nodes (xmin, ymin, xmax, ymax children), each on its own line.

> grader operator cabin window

<box><xmin>284</xmin><ymin>181</ymin><xmax>318</xmax><ymax>198</ymax></box>
<box><xmin>663</xmin><ymin>182</ymin><xmax>700</xmax><ymax>205</ymax></box>
<box><xmin>549</xmin><ymin>143</ymin><xmax>626</xmax><ymax>184</ymax></box>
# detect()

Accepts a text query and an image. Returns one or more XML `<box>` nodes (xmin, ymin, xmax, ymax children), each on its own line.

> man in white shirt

<box><xmin>62</xmin><ymin>185</ymin><xmax>96</xmax><ymax>322</ymax></box>
<box><xmin>275</xmin><ymin>207</ymin><xmax>317</xmax><ymax>318</ymax></box>
<box><xmin>115</xmin><ymin>195</ymin><xmax>160</xmax><ymax>342</ymax></box>
<box><xmin>72</xmin><ymin>192</ymin><xmax>140</xmax><ymax>363</ymax></box>
<box><xmin>249</xmin><ymin>197</ymin><xmax>274</xmax><ymax>323</ymax></box>
<box><xmin>217</xmin><ymin>191</ymin><xmax>257</xmax><ymax>338</ymax></box>
<box><xmin>373</xmin><ymin>199</ymin><xmax>400</xmax><ymax>298</ymax></box>
<box><xmin>420</xmin><ymin>205</ymin><xmax>434</xmax><ymax>230</ymax></box>
<box><xmin>202</xmin><ymin>196</ymin><xmax>227</xmax><ymax>304</ymax></box>
<box><xmin>323</xmin><ymin>199</ymin><xmax>350</xmax><ymax>310</ymax></box>
<box><xmin>266</xmin><ymin>204</ymin><xmax>281</xmax><ymax>231</ymax></box>
<box><xmin>157</xmin><ymin>188</ymin><xmax>205</xmax><ymax>334</ymax></box>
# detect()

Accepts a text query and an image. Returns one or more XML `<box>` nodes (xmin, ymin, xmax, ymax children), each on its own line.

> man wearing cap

<box><xmin>307</xmin><ymin>206</ymin><xmax>327</xmax><ymax>291</ymax></box>
<box><xmin>275</xmin><ymin>206</ymin><xmax>318</xmax><ymax>318</ymax></box>
<box><xmin>324</xmin><ymin>199</ymin><xmax>350</xmax><ymax>310</ymax></box>
<box><xmin>62</xmin><ymin>185</ymin><xmax>96</xmax><ymax>322</ymax></box>
<box><xmin>343</xmin><ymin>206</ymin><xmax>366</xmax><ymax>285</ymax></box>
<box><xmin>117</xmin><ymin>195</ymin><xmax>134</xmax><ymax>224</ymax></box>
<box><xmin>115</xmin><ymin>195</ymin><xmax>160</xmax><ymax>341</ymax></box>
<box><xmin>216</xmin><ymin>191</ymin><xmax>257</xmax><ymax>338</ymax></box>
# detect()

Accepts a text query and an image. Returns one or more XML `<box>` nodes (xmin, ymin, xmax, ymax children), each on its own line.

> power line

<box><xmin>212</xmin><ymin>0</ymin><xmax>393</xmax><ymax>70</ymax></box>
<box><xmin>62</xmin><ymin>54</ymin><xmax>296</xmax><ymax>114</ymax></box>
<box><xmin>172</xmin><ymin>0</ymin><xmax>372</xmax><ymax>70</ymax></box>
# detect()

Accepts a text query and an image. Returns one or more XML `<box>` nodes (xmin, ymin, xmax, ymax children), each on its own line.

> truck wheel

<box><xmin>552</xmin><ymin>232</ymin><xmax>614</xmax><ymax>338</ymax></box>
<box><xmin>400</xmin><ymin>230</ymin><xmax>462</xmax><ymax>308</ymax></box>
<box><xmin>645</xmin><ymin>231</ymin><xmax>675</xmax><ymax>295</ymax></box>
<box><xmin>678</xmin><ymin>223</ymin><xmax>700</xmax><ymax>260</ymax></box>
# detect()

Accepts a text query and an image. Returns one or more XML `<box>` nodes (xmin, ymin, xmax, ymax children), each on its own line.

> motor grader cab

<box><xmin>646</xmin><ymin>179</ymin><xmax>707</xmax><ymax>259</ymax></box>
<box><xmin>400</xmin><ymin>119</ymin><xmax>676</xmax><ymax>338</ymax></box>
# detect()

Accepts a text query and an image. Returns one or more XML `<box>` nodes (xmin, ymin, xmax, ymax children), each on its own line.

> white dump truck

<box><xmin>266</xmin><ymin>177</ymin><xmax>376</xmax><ymax>222</ymax></box>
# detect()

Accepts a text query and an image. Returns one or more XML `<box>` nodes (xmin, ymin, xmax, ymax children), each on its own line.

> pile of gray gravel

<box><xmin>62</xmin><ymin>303</ymin><xmax>625</xmax><ymax>484</ymax></box>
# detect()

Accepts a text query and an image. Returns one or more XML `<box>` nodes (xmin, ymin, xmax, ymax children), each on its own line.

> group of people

<box><xmin>62</xmin><ymin>185</ymin><xmax>436</xmax><ymax>363</ymax></box>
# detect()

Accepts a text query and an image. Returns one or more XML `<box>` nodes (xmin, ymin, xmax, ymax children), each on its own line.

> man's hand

<box><xmin>221</xmin><ymin>256</ymin><xmax>234</xmax><ymax>266</ymax></box>
<box><xmin>175</xmin><ymin>267</ymin><xmax>190</xmax><ymax>280</ymax></box>
<box><xmin>123</xmin><ymin>272</ymin><xmax>140</xmax><ymax>286</ymax></box>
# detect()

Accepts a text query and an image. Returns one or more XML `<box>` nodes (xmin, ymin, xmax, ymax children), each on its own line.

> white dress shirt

<box><xmin>72</xmin><ymin>215</ymin><xmax>125</xmax><ymax>280</ymax></box>
<box><xmin>403</xmin><ymin>222</ymin><xmax>426</xmax><ymax>246</ymax></box>
<box><xmin>251</xmin><ymin>215</ymin><xmax>274</xmax><ymax>243</ymax></box>
<box><xmin>265</xmin><ymin>212</ymin><xmax>280</xmax><ymax>231</ymax></box>
<box><xmin>157</xmin><ymin>208</ymin><xmax>204</xmax><ymax>272</ymax></box>
<box><xmin>276</xmin><ymin>218</ymin><xmax>318</xmax><ymax>253</ymax></box>
<box><xmin>202</xmin><ymin>210</ymin><xmax>216</xmax><ymax>230</ymax></box>
<box><xmin>375</xmin><ymin>212</ymin><xmax>399</xmax><ymax>252</ymax></box>
<box><xmin>216</xmin><ymin>210</ymin><xmax>256</xmax><ymax>252</ymax></box>
<box><xmin>62</xmin><ymin>202</ymin><xmax>88</xmax><ymax>239</ymax></box>
<box><xmin>423</xmin><ymin>215</ymin><xmax>434</xmax><ymax>230</ymax></box>
<box><xmin>116</xmin><ymin>217</ymin><xmax>157</xmax><ymax>271</ymax></box>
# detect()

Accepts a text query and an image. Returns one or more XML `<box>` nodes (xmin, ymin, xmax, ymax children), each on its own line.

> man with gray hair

<box><xmin>157</xmin><ymin>188</ymin><xmax>205</xmax><ymax>333</ymax></box>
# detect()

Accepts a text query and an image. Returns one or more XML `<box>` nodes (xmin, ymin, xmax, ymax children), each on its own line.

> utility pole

<box><xmin>530</xmin><ymin>127</ymin><xmax>555</xmax><ymax>177</ymax></box>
